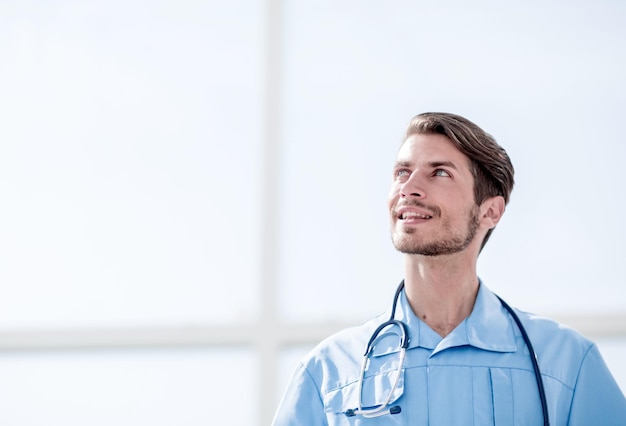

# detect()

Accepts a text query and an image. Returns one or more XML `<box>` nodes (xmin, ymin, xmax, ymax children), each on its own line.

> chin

<box><xmin>391</xmin><ymin>235</ymin><xmax>422</xmax><ymax>253</ymax></box>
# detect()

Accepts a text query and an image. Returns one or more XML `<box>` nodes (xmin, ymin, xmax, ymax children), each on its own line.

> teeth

<box><xmin>402</xmin><ymin>212</ymin><xmax>431</xmax><ymax>219</ymax></box>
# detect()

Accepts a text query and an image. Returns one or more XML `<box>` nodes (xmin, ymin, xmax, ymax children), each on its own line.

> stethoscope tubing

<box><xmin>496</xmin><ymin>295</ymin><xmax>550</xmax><ymax>426</ymax></box>
<box><xmin>349</xmin><ymin>281</ymin><xmax>550</xmax><ymax>425</ymax></box>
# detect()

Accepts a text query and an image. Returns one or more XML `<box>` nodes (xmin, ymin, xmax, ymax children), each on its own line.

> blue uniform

<box><xmin>273</xmin><ymin>282</ymin><xmax>626</xmax><ymax>425</ymax></box>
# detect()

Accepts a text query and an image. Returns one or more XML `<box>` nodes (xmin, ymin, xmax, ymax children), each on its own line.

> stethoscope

<box><xmin>345</xmin><ymin>280</ymin><xmax>550</xmax><ymax>426</ymax></box>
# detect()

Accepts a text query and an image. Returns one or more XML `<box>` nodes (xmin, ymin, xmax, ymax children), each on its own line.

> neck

<box><xmin>403</xmin><ymin>253</ymin><xmax>479</xmax><ymax>337</ymax></box>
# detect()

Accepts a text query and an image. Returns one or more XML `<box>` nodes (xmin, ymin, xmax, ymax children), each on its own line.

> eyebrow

<box><xmin>429</xmin><ymin>160</ymin><xmax>459</xmax><ymax>170</ymax></box>
<box><xmin>393</xmin><ymin>160</ymin><xmax>459</xmax><ymax>170</ymax></box>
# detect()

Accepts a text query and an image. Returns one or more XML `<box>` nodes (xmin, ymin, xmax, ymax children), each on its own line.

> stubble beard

<box><xmin>392</xmin><ymin>205</ymin><xmax>481</xmax><ymax>256</ymax></box>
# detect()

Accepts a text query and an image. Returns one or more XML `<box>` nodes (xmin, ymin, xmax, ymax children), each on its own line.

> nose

<box><xmin>400</xmin><ymin>171</ymin><xmax>425</xmax><ymax>198</ymax></box>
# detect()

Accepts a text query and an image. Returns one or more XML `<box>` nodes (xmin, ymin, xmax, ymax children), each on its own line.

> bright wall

<box><xmin>1</xmin><ymin>1</ymin><xmax>624</xmax><ymax>425</ymax></box>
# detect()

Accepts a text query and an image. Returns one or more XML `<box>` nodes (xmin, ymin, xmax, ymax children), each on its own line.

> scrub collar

<box><xmin>391</xmin><ymin>280</ymin><xmax>518</xmax><ymax>354</ymax></box>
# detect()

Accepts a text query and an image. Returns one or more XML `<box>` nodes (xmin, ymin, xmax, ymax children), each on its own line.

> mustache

<box><xmin>396</xmin><ymin>200</ymin><xmax>441</xmax><ymax>217</ymax></box>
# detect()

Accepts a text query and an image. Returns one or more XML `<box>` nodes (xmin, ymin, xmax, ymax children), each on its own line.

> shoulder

<box><xmin>511</xmin><ymin>308</ymin><xmax>596</xmax><ymax>387</ymax></box>
<box><xmin>298</xmin><ymin>313</ymin><xmax>385</xmax><ymax>392</ymax></box>
<box><xmin>512</xmin><ymin>308</ymin><xmax>592</xmax><ymax>353</ymax></box>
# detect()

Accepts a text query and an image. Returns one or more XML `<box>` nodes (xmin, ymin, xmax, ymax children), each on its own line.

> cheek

<box><xmin>387</xmin><ymin>186</ymin><xmax>400</xmax><ymax>210</ymax></box>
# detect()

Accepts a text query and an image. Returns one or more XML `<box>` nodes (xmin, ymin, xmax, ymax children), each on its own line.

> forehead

<box><xmin>397</xmin><ymin>133</ymin><xmax>472</xmax><ymax>170</ymax></box>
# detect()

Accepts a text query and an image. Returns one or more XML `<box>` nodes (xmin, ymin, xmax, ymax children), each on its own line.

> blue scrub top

<box><xmin>273</xmin><ymin>282</ymin><xmax>626</xmax><ymax>425</ymax></box>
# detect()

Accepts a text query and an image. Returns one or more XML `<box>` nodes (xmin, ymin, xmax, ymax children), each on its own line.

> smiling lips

<box><xmin>396</xmin><ymin>206</ymin><xmax>435</xmax><ymax>223</ymax></box>
<box><xmin>401</xmin><ymin>211</ymin><xmax>432</xmax><ymax>220</ymax></box>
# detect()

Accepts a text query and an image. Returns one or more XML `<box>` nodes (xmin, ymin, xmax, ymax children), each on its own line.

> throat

<box><xmin>420</xmin><ymin>313</ymin><xmax>463</xmax><ymax>338</ymax></box>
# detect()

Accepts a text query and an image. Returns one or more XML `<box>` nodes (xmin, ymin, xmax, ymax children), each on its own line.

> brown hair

<box><xmin>404</xmin><ymin>112</ymin><xmax>515</xmax><ymax>248</ymax></box>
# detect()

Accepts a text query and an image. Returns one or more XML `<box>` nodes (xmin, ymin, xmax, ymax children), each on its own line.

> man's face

<box><xmin>388</xmin><ymin>133</ymin><xmax>481</xmax><ymax>256</ymax></box>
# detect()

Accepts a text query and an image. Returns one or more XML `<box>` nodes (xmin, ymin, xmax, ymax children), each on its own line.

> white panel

<box><xmin>277</xmin><ymin>0</ymin><xmax>626</xmax><ymax>321</ymax></box>
<box><xmin>0</xmin><ymin>0</ymin><xmax>264</xmax><ymax>328</ymax></box>
<box><xmin>0</xmin><ymin>348</ymin><xmax>257</xmax><ymax>426</ymax></box>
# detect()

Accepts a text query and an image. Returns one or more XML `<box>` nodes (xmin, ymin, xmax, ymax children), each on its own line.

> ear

<box><xmin>480</xmin><ymin>196</ymin><xmax>505</xmax><ymax>229</ymax></box>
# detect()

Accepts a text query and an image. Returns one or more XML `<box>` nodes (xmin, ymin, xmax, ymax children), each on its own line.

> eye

<box><xmin>434</xmin><ymin>169</ymin><xmax>451</xmax><ymax>177</ymax></box>
<box><xmin>394</xmin><ymin>169</ymin><xmax>411</xmax><ymax>181</ymax></box>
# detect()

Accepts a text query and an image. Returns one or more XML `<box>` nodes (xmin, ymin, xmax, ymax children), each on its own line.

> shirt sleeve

<box><xmin>568</xmin><ymin>343</ymin><xmax>626</xmax><ymax>425</ymax></box>
<box><xmin>272</xmin><ymin>362</ymin><xmax>327</xmax><ymax>426</ymax></box>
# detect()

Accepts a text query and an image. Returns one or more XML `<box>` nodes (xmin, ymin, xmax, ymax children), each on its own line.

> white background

<box><xmin>0</xmin><ymin>1</ymin><xmax>624</xmax><ymax>425</ymax></box>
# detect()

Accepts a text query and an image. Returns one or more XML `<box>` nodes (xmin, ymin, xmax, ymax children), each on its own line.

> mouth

<box><xmin>399</xmin><ymin>211</ymin><xmax>432</xmax><ymax>220</ymax></box>
<box><xmin>393</xmin><ymin>201</ymin><xmax>439</xmax><ymax>223</ymax></box>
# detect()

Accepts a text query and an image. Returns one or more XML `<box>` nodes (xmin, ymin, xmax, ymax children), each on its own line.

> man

<box><xmin>272</xmin><ymin>112</ymin><xmax>626</xmax><ymax>425</ymax></box>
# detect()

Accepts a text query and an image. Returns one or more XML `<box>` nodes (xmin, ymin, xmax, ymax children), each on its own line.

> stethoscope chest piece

<box><xmin>346</xmin><ymin>280</ymin><xmax>549</xmax><ymax>425</ymax></box>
